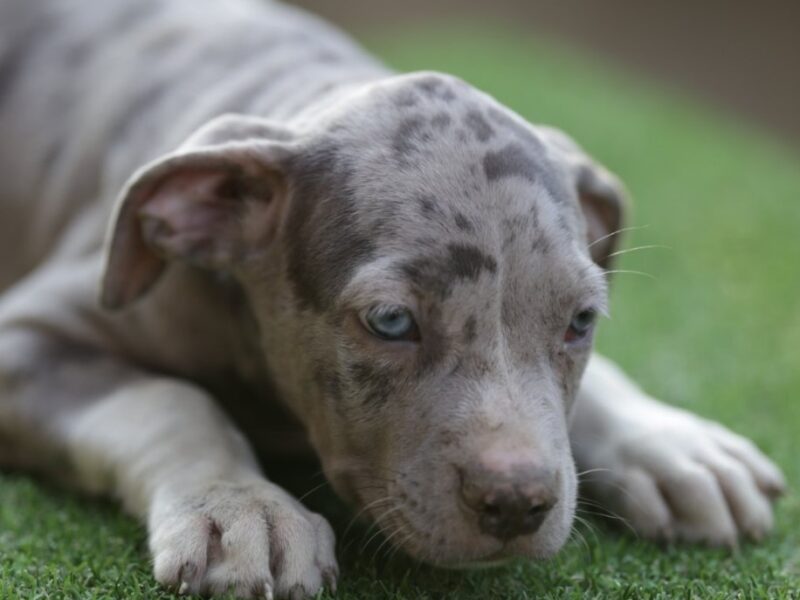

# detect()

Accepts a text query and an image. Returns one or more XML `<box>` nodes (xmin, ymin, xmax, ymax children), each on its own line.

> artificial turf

<box><xmin>1</xmin><ymin>23</ymin><xmax>799</xmax><ymax>600</ymax></box>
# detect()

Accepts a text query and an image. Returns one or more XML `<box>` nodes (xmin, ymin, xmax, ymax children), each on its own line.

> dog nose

<box><xmin>459</xmin><ymin>456</ymin><xmax>558</xmax><ymax>541</ymax></box>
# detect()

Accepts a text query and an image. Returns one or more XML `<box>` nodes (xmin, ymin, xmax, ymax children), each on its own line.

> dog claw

<box><xmin>263</xmin><ymin>581</ymin><xmax>274</xmax><ymax>600</ymax></box>
<box><xmin>178</xmin><ymin>581</ymin><xmax>189</xmax><ymax>595</ymax></box>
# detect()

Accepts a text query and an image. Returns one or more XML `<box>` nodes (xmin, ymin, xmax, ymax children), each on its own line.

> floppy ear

<box><xmin>539</xmin><ymin>127</ymin><xmax>628</xmax><ymax>269</ymax></box>
<box><xmin>100</xmin><ymin>118</ymin><xmax>295</xmax><ymax>310</ymax></box>
<box><xmin>575</xmin><ymin>162</ymin><xmax>627</xmax><ymax>269</ymax></box>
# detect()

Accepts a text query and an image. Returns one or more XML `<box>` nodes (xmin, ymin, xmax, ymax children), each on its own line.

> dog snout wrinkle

<box><xmin>459</xmin><ymin>462</ymin><xmax>558</xmax><ymax>541</ymax></box>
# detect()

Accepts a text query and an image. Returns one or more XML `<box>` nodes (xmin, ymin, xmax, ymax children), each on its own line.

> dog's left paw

<box><xmin>579</xmin><ymin>398</ymin><xmax>786</xmax><ymax>547</ymax></box>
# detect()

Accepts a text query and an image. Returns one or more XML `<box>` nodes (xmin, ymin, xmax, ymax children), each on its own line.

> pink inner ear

<box><xmin>101</xmin><ymin>225</ymin><xmax>166</xmax><ymax>310</ymax></box>
<box><xmin>139</xmin><ymin>170</ymin><xmax>246</xmax><ymax>268</ymax></box>
<box><xmin>102</xmin><ymin>146</ymin><xmax>285</xmax><ymax>309</ymax></box>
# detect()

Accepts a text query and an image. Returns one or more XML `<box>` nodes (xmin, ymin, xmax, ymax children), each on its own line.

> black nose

<box><xmin>460</xmin><ymin>463</ymin><xmax>558</xmax><ymax>541</ymax></box>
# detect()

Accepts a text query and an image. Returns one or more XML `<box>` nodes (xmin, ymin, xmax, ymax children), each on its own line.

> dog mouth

<box><xmin>366</xmin><ymin>506</ymin><xmax>546</xmax><ymax>567</ymax></box>
<box><xmin>354</xmin><ymin>483</ymin><xmax>561</xmax><ymax>567</ymax></box>
<box><xmin>335</xmin><ymin>452</ymin><xmax>574</xmax><ymax>566</ymax></box>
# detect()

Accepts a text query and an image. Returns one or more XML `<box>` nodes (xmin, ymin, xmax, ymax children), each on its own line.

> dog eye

<box><xmin>362</xmin><ymin>305</ymin><xmax>419</xmax><ymax>342</ymax></box>
<box><xmin>564</xmin><ymin>308</ymin><xmax>597</xmax><ymax>344</ymax></box>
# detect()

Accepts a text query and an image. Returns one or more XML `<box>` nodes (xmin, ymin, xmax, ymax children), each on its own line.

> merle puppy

<box><xmin>0</xmin><ymin>0</ymin><xmax>785</xmax><ymax>598</ymax></box>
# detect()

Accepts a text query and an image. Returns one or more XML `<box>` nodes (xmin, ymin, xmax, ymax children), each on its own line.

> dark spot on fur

<box><xmin>285</xmin><ymin>140</ymin><xmax>377</xmax><ymax>311</ymax></box>
<box><xmin>392</xmin><ymin>116</ymin><xmax>432</xmax><ymax>161</ymax></box>
<box><xmin>464</xmin><ymin>110</ymin><xmax>494</xmax><ymax>142</ymax></box>
<box><xmin>416</xmin><ymin>76</ymin><xmax>443</xmax><ymax>95</ymax></box>
<box><xmin>401</xmin><ymin>243</ymin><xmax>496</xmax><ymax>300</ymax></box>
<box><xmin>503</xmin><ymin>228</ymin><xmax>517</xmax><ymax>250</ymax></box>
<box><xmin>453</xmin><ymin>211</ymin><xmax>475</xmax><ymax>233</ymax></box>
<box><xmin>431</xmin><ymin>112</ymin><xmax>452</xmax><ymax>130</ymax></box>
<box><xmin>483</xmin><ymin>143</ymin><xmax>539</xmax><ymax>184</ymax></box>
<box><xmin>416</xmin><ymin>195</ymin><xmax>448</xmax><ymax>227</ymax></box>
<box><xmin>314</xmin><ymin>365</ymin><xmax>342</xmax><ymax>402</ymax></box>
<box><xmin>531</xmin><ymin>234</ymin><xmax>551</xmax><ymax>254</ymax></box>
<box><xmin>418</xmin><ymin>305</ymin><xmax>449</xmax><ymax>371</ymax></box>
<box><xmin>500</xmin><ymin>212</ymin><xmax>537</xmax><ymax>250</ymax></box>
<box><xmin>463</xmin><ymin>315</ymin><xmax>478</xmax><ymax>344</ymax></box>
<box><xmin>557</xmin><ymin>212</ymin><xmax>573</xmax><ymax>234</ymax></box>
<box><xmin>486</xmin><ymin>110</ymin><xmax>576</xmax><ymax>202</ymax></box>
<box><xmin>417</xmin><ymin>195</ymin><xmax>438</xmax><ymax>216</ymax></box>
<box><xmin>449</xmin><ymin>354</ymin><xmax>492</xmax><ymax>377</ymax></box>
<box><xmin>348</xmin><ymin>361</ymin><xmax>394</xmax><ymax>406</ymax></box>
<box><xmin>394</xmin><ymin>89</ymin><xmax>419</xmax><ymax>107</ymax></box>
<box><xmin>415</xmin><ymin>75</ymin><xmax>456</xmax><ymax>101</ymax></box>
<box><xmin>447</xmin><ymin>243</ymin><xmax>497</xmax><ymax>280</ymax></box>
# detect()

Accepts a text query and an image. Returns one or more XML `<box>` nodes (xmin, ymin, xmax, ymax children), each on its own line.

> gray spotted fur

<box><xmin>1</xmin><ymin>1</ymin><xmax>782</xmax><ymax>598</ymax></box>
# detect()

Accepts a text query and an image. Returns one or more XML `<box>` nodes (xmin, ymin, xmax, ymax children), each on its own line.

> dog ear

<box><xmin>538</xmin><ymin>127</ymin><xmax>628</xmax><ymax>269</ymax></box>
<box><xmin>100</xmin><ymin>116</ymin><xmax>296</xmax><ymax>310</ymax></box>
<box><xmin>575</xmin><ymin>162</ymin><xmax>627</xmax><ymax>269</ymax></box>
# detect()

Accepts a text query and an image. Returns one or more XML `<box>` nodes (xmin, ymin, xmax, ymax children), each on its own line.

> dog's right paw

<box><xmin>578</xmin><ymin>397</ymin><xmax>785</xmax><ymax>548</ymax></box>
<box><xmin>148</xmin><ymin>478</ymin><xmax>338</xmax><ymax>599</ymax></box>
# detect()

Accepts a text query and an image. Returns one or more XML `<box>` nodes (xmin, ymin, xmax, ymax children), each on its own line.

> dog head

<box><xmin>101</xmin><ymin>71</ymin><xmax>626</xmax><ymax>565</ymax></box>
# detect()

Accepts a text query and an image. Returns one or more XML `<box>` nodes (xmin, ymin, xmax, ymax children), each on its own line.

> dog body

<box><xmin>0</xmin><ymin>1</ymin><xmax>785</xmax><ymax>598</ymax></box>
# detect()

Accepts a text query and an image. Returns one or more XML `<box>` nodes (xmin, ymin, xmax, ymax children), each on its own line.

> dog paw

<box><xmin>148</xmin><ymin>478</ymin><xmax>338</xmax><ymax>599</ymax></box>
<box><xmin>579</xmin><ymin>399</ymin><xmax>786</xmax><ymax>547</ymax></box>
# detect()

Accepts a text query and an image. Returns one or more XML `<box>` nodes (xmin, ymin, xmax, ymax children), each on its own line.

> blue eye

<box><xmin>362</xmin><ymin>305</ymin><xmax>419</xmax><ymax>341</ymax></box>
<box><xmin>564</xmin><ymin>308</ymin><xmax>597</xmax><ymax>344</ymax></box>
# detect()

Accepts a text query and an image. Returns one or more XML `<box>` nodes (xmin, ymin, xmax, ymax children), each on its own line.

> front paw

<box><xmin>580</xmin><ymin>401</ymin><xmax>786</xmax><ymax>547</ymax></box>
<box><xmin>148</xmin><ymin>478</ymin><xmax>338</xmax><ymax>599</ymax></box>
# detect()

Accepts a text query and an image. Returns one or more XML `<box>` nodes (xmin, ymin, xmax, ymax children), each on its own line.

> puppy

<box><xmin>0</xmin><ymin>0</ymin><xmax>785</xmax><ymax>598</ymax></box>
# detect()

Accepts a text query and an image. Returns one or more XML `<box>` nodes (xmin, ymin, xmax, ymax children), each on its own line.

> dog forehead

<box><xmin>283</xmin><ymin>72</ymin><xmax>584</xmax><ymax>311</ymax></box>
<box><xmin>334</xmin><ymin>74</ymin><xmax>576</xmax><ymax>210</ymax></box>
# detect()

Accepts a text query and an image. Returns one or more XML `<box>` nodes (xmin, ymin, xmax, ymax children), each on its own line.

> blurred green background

<box><xmin>2</xmin><ymin>14</ymin><xmax>799</xmax><ymax>600</ymax></box>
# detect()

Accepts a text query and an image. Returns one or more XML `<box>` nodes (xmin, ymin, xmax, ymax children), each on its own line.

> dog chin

<box><xmin>399</xmin><ymin>527</ymin><xmax>568</xmax><ymax>569</ymax></box>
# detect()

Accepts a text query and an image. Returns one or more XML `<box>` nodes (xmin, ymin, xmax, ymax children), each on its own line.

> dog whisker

<box><xmin>387</xmin><ymin>528</ymin><xmax>417</xmax><ymax>563</ymax></box>
<box><xmin>578</xmin><ymin>481</ymin><xmax>649</xmax><ymax>535</ymax></box>
<box><xmin>568</xmin><ymin>519</ymin><xmax>592</xmax><ymax>556</ymax></box>
<box><xmin>572</xmin><ymin>513</ymin><xmax>601</xmax><ymax>547</ymax></box>
<box><xmin>576</xmin><ymin>505</ymin><xmax>637</xmax><ymax>536</ymax></box>
<box><xmin>603</xmin><ymin>268</ymin><xmax>656</xmax><ymax>280</ymax></box>
<box><xmin>360</xmin><ymin>505</ymin><xmax>405</xmax><ymax>554</ymax></box>
<box><xmin>372</xmin><ymin>517</ymin><xmax>408</xmax><ymax>561</ymax></box>
<box><xmin>576</xmin><ymin>467</ymin><xmax>614</xmax><ymax>479</ymax></box>
<box><xmin>341</xmin><ymin>495</ymin><xmax>394</xmax><ymax>542</ymax></box>
<box><xmin>296</xmin><ymin>480</ymin><xmax>331</xmax><ymax>503</ymax></box>
<box><xmin>587</xmin><ymin>224</ymin><xmax>651</xmax><ymax>249</ymax></box>
<box><xmin>607</xmin><ymin>244</ymin><xmax>670</xmax><ymax>258</ymax></box>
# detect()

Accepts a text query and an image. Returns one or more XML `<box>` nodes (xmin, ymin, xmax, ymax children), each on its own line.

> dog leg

<box><xmin>0</xmin><ymin>326</ymin><xmax>337</xmax><ymax>600</ymax></box>
<box><xmin>571</xmin><ymin>353</ymin><xmax>785</xmax><ymax>546</ymax></box>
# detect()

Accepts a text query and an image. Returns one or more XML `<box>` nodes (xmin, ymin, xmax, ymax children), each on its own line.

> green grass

<box><xmin>2</xmin><ymin>24</ymin><xmax>799</xmax><ymax>599</ymax></box>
